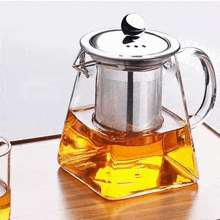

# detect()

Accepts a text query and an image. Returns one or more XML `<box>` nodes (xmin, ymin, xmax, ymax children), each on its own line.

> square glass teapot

<box><xmin>58</xmin><ymin>14</ymin><xmax>216</xmax><ymax>200</ymax></box>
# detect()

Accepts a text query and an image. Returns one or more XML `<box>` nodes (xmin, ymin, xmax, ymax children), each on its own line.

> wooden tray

<box><xmin>10</xmin><ymin>125</ymin><xmax>220</xmax><ymax>220</ymax></box>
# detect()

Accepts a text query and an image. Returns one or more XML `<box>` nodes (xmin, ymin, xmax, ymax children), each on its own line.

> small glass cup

<box><xmin>0</xmin><ymin>137</ymin><xmax>11</xmax><ymax>220</ymax></box>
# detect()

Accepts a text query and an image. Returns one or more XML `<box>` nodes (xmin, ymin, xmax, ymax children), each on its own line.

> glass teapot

<box><xmin>58</xmin><ymin>14</ymin><xmax>216</xmax><ymax>200</ymax></box>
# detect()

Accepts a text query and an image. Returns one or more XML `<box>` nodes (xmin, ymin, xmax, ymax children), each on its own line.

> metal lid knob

<box><xmin>121</xmin><ymin>14</ymin><xmax>146</xmax><ymax>36</ymax></box>
<box><xmin>80</xmin><ymin>13</ymin><xmax>180</xmax><ymax>65</ymax></box>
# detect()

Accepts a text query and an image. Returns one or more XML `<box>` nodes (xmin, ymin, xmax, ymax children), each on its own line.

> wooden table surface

<box><xmin>10</xmin><ymin>125</ymin><xmax>220</xmax><ymax>220</ymax></box>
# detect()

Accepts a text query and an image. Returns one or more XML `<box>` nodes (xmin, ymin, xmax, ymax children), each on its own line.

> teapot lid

<box><xmin>80</xmin><ymin>14</ymin><xmax>180</xmax><ymax>66</ymax></box>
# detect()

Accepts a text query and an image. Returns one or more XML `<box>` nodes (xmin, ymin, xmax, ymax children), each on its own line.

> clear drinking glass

<box><xmin>0</xmin><ymin>137</ymin><xmax>11</xmax><ymax>220</ymax></box>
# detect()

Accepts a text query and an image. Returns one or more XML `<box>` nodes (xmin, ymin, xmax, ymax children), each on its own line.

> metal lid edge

<box><xmin>80</xmin><ymin>29</ymin><xmax>180</xmax><ymax>61</ymax></box>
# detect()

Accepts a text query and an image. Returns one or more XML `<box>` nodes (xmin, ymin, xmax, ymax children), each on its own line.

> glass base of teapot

<box><xmin>58</xmin><ymin>106</ymin><xmax>199</xmax><ymax>200</ymax></box>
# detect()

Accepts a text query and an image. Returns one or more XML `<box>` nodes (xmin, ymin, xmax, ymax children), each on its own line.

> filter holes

<box><xmin>126</xmin><ymin>45</ymin><xmax>146</xmax><ymax>48</ymax></box>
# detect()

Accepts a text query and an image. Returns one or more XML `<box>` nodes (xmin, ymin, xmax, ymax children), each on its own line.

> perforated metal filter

<box><xmin>95</xmin><ymin>66</ymin><xmax>163</xmax><ymax>132</ymax></box>
<box><xmin>78</xmin><ymin>14</ymin><xmax>181</xmax><ymax>132</ymax></box>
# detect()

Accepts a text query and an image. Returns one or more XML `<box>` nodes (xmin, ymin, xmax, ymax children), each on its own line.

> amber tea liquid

<box><xmin>0</xmin><ymin>181</ymin><xmax>10</xmax><ymax>220</ymax></box>
<box><xmin>58</xmin><ymin>107</ymin><xmax>199</xmax><ymax>200</ymax></box>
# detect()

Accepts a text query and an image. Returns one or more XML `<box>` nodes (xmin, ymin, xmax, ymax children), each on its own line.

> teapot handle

<box><xmin>176</xmin><ymin>47</ymin><xmax>217</xmax><ymax>129</ymax></box>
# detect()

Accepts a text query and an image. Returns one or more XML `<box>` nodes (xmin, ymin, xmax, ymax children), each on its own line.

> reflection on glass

<box><xmin>58</xmin><ymin>167</ymin><xmax>198</xmax><ymax>220</ymax></box>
